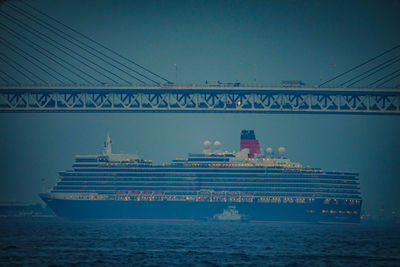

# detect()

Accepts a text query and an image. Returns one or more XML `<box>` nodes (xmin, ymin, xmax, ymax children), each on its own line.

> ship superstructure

<box><xmin>40</xmin><ymin>130</ymin><xmax>362</xmax><ymax>223</ymax></box>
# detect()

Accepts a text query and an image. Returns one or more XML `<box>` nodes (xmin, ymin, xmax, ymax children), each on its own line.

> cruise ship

<box><xmin>40</xmin><ymin>130</ymin><xmax>362</xmax><ymax>223</ymax></box>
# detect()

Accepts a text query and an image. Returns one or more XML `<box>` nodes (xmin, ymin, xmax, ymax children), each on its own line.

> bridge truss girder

<box><xmin>0</xmin><ymin>86</ymin><xmax>399</xmax><ymax>114</ymax></box>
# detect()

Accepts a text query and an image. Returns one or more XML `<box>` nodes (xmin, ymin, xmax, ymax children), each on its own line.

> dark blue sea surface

<box><xmin>1</xmin><ymin>219</ymin><xmax>399</xmax><ymax>266</ymax></box>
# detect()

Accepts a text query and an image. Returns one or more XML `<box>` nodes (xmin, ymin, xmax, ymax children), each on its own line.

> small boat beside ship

<box><xmin>213</xmin><ymin>206</ymin><xmax>246</xmax><ymax>221</ymax></box>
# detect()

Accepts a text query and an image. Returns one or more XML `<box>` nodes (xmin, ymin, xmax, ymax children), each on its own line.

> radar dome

<box><xmin>266</xmin><ymin>147</ymin><xmax>272</xmax><ymax>154</ymax></box>
<box><xmin>214</xmin><ymin>141</ymin><xmax>221</xmax><ymax>149</ymax></box>
<box><xmin>203</xmin><ymin>140</ymin><xmax>211</xmax><ymax>148</ymax></box>
<box><xmin>278</xmin><ymin>147</ymin><xmax>285</xmax><ymax>156</ymax></box>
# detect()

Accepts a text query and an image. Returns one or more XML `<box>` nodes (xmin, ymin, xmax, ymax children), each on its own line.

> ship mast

<box><xmin>104</xmin><ymin>133</ymin><xmax>112</xmax><ymax>156</ymax></box>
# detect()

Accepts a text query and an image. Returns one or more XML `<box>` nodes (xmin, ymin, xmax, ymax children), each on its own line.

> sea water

<box><xmin>1</xmin><ymin>218</ymin><xmax>399</xmax><ymax>266</ymax></box>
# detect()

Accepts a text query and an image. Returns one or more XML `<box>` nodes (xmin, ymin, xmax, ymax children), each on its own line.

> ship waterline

<box><xmin>40</xmin><ymin>130</ymin><xmax>362</xmax><ymax>223</ymax></box>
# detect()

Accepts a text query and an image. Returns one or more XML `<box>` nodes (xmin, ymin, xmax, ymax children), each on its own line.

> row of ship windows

<box><xmin>63</xmin><ymin>171</ymin><xmax>351</xmax><ymax>177</ymax></box>
<box><xmin>75</xmin><ymin>158</ymin><xmax>98</xmax><ymax>162</ymax></box>
<box><xmin>70</xmin><ymin>167</ymin><xmax>357</xmax><ymax>177</ymax></box>
<box><xmin>59</xmin><ymin>177</ymin><xmax>358</xmax><ymax>185</ymax></box>
<box><xmin>72</xmin><ymin>167</ymin><xmax>269</xmax><ymax>172</ymax></box>
<box><xmin>323</xmin><ymin>198</ymin><xmax>361</xmax><ymax>205</ymax></box>
<box><xmin>75</xmin><ymin>156</ymin><xmax>301</xmax><ymax>167</ymax></box>
<box><xmin>54</xmin><ymin>185</ymin><xmax>359</xmax><ymax>193</ymax></box>
<box><xmin>55</xmin><ymin>194</ymin><xmax>361</xmax><ymax>202</ymax></box>
<box><xmin>62</xmin><ymin>195</ymin><xmax>314</xmax><ymax>202</ymax></box>
<box><xmin>74</xmin><ymin>162</ymin><xmax>327</xmax><ymax>172</ymax></box>
<box><xmin>57</xmin><ymin>181</ymin><xmax>359</xmax><ymax>189</ymax></box>
<box><xmin>66</xmin><ymin>169</ymin><xmax>356</xmax><ymax>175</ymax></box>
<box><xmin>75</xmin><ymin>162</ymin><xmax>294</xmax><ymax>167</ymax></box>
<box><xmin>321</xmin><ymin>210</ymin><xmax>358</xmax><ymax>215</ymax></box>
<box><xmin>112</xmin><ymin>196</ymin><xmax>310</xmax><ymax>203</ymax></box>
<box><xmin>62</xmin><ymin>173</ymin><xmax>358</xmax><ymax>182</ymax></box>
<box><xmin>57</xmin><ymin>194</ymin><xmax>361</xmax><ymax>206</ymax></box>
<box><xmin>52</xmin><ymin>190</ymin><xmax>360</xmax><ymax>199</ymax></box>
<box><xmin>82</xmin><ymin>190</ymin><xmax>361</xmax><ymax>197</ymax></box>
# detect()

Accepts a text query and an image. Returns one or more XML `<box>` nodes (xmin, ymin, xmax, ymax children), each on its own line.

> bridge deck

<box><xmin>1</xmin><ymin>86</ymin><xmax>399</xmax><ymax>114</ymax></box>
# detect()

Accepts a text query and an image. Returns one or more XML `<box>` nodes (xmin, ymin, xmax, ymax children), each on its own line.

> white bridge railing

<box><xmin>0</xmin><ymin>85</ymin><xmax>399</xmax><ymax>114</ymax></box>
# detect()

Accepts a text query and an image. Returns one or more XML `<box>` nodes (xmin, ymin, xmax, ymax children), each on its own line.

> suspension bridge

<box><xmin>0</xmin><ymin>1</ymin><xmax>399</xmax><ymax>114</ymax></box>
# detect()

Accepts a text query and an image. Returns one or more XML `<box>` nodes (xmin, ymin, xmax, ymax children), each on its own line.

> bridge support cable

<box><xmin>0</xmin><ymin>38</ymin><xmax>67</xmax><ymax>85</ymax></box>
<box><xmin>2</xmin><ymin>5</ymin><xmax>131</xmax><ymax>85</ymax></box>
<box><xmin>340</xmin><ymin>55</ymin><xmax>400</xmax><ymax>87</ymax></box>
<box><xmin>0</xmin><ymin>23</ymin><xmax>80</xmax><ymax>85</ymax></box>
<box><xmin>377</xmin><ymin>73</ymin><xmax>400</xmax><ymax>87</ymax></box>
<box><xmin>0</xmin><ymin>73</ymin><xmax>9</xmax><ymax>84</ymax></box>
<box><xmin>0</xmin><ymin>53</ymin><xmax>43</xmax><ymax>85</ymax></box>
<box><xmin>376</xmin><ymin>73</ymin><xmax>400</xmax><ymax>88</ymax></box>
<box><xmin>7</xmin><ymin>2</ymin><xmax>161</xmax><ymax>85</ymax></box>
<box><xmin>344</xmin><ymin>57</ymin><xmax>400</xmax><ymax>87</ymax></box>
<box><xmin>0</xmin><ymin>18</ymin><xmax>94</xmax><ymax>84</ymax></box>
<box><xmin>0</xmin><ymin>70</ymin><xmax>19</xmax><ymax>85</ymax></box>
<box><xmin>0</xmin><ymin>53</ymin><xmax>47</xmax><ymax>84</ymax></box>
<box><xmin>19</xmin><ymin>1</ymin><xmax>172</xmax><ymax>85</ymax></box>
<box><xmin>319</xmin><ymin>44</ymin><xmax>400</xmax><ymax>87</ymax></box>
<box><xmin>8</xmin><ymin>2</ymin><xmax>148</xmax><ymax>85</ymax></box>
<box><xmin>0</xmin><ymin>11</ymin><xmax>109</xmax><ymax>85</ymax></box>
<box><xmin>369</xmin><ymin>69</ymin><xmax>400</xmax><ymax>87</ymax></box>
<box><xmin>0</xmin><ymin>86</ymin><xmax>398</xmax><ymax>115</ymax></box>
